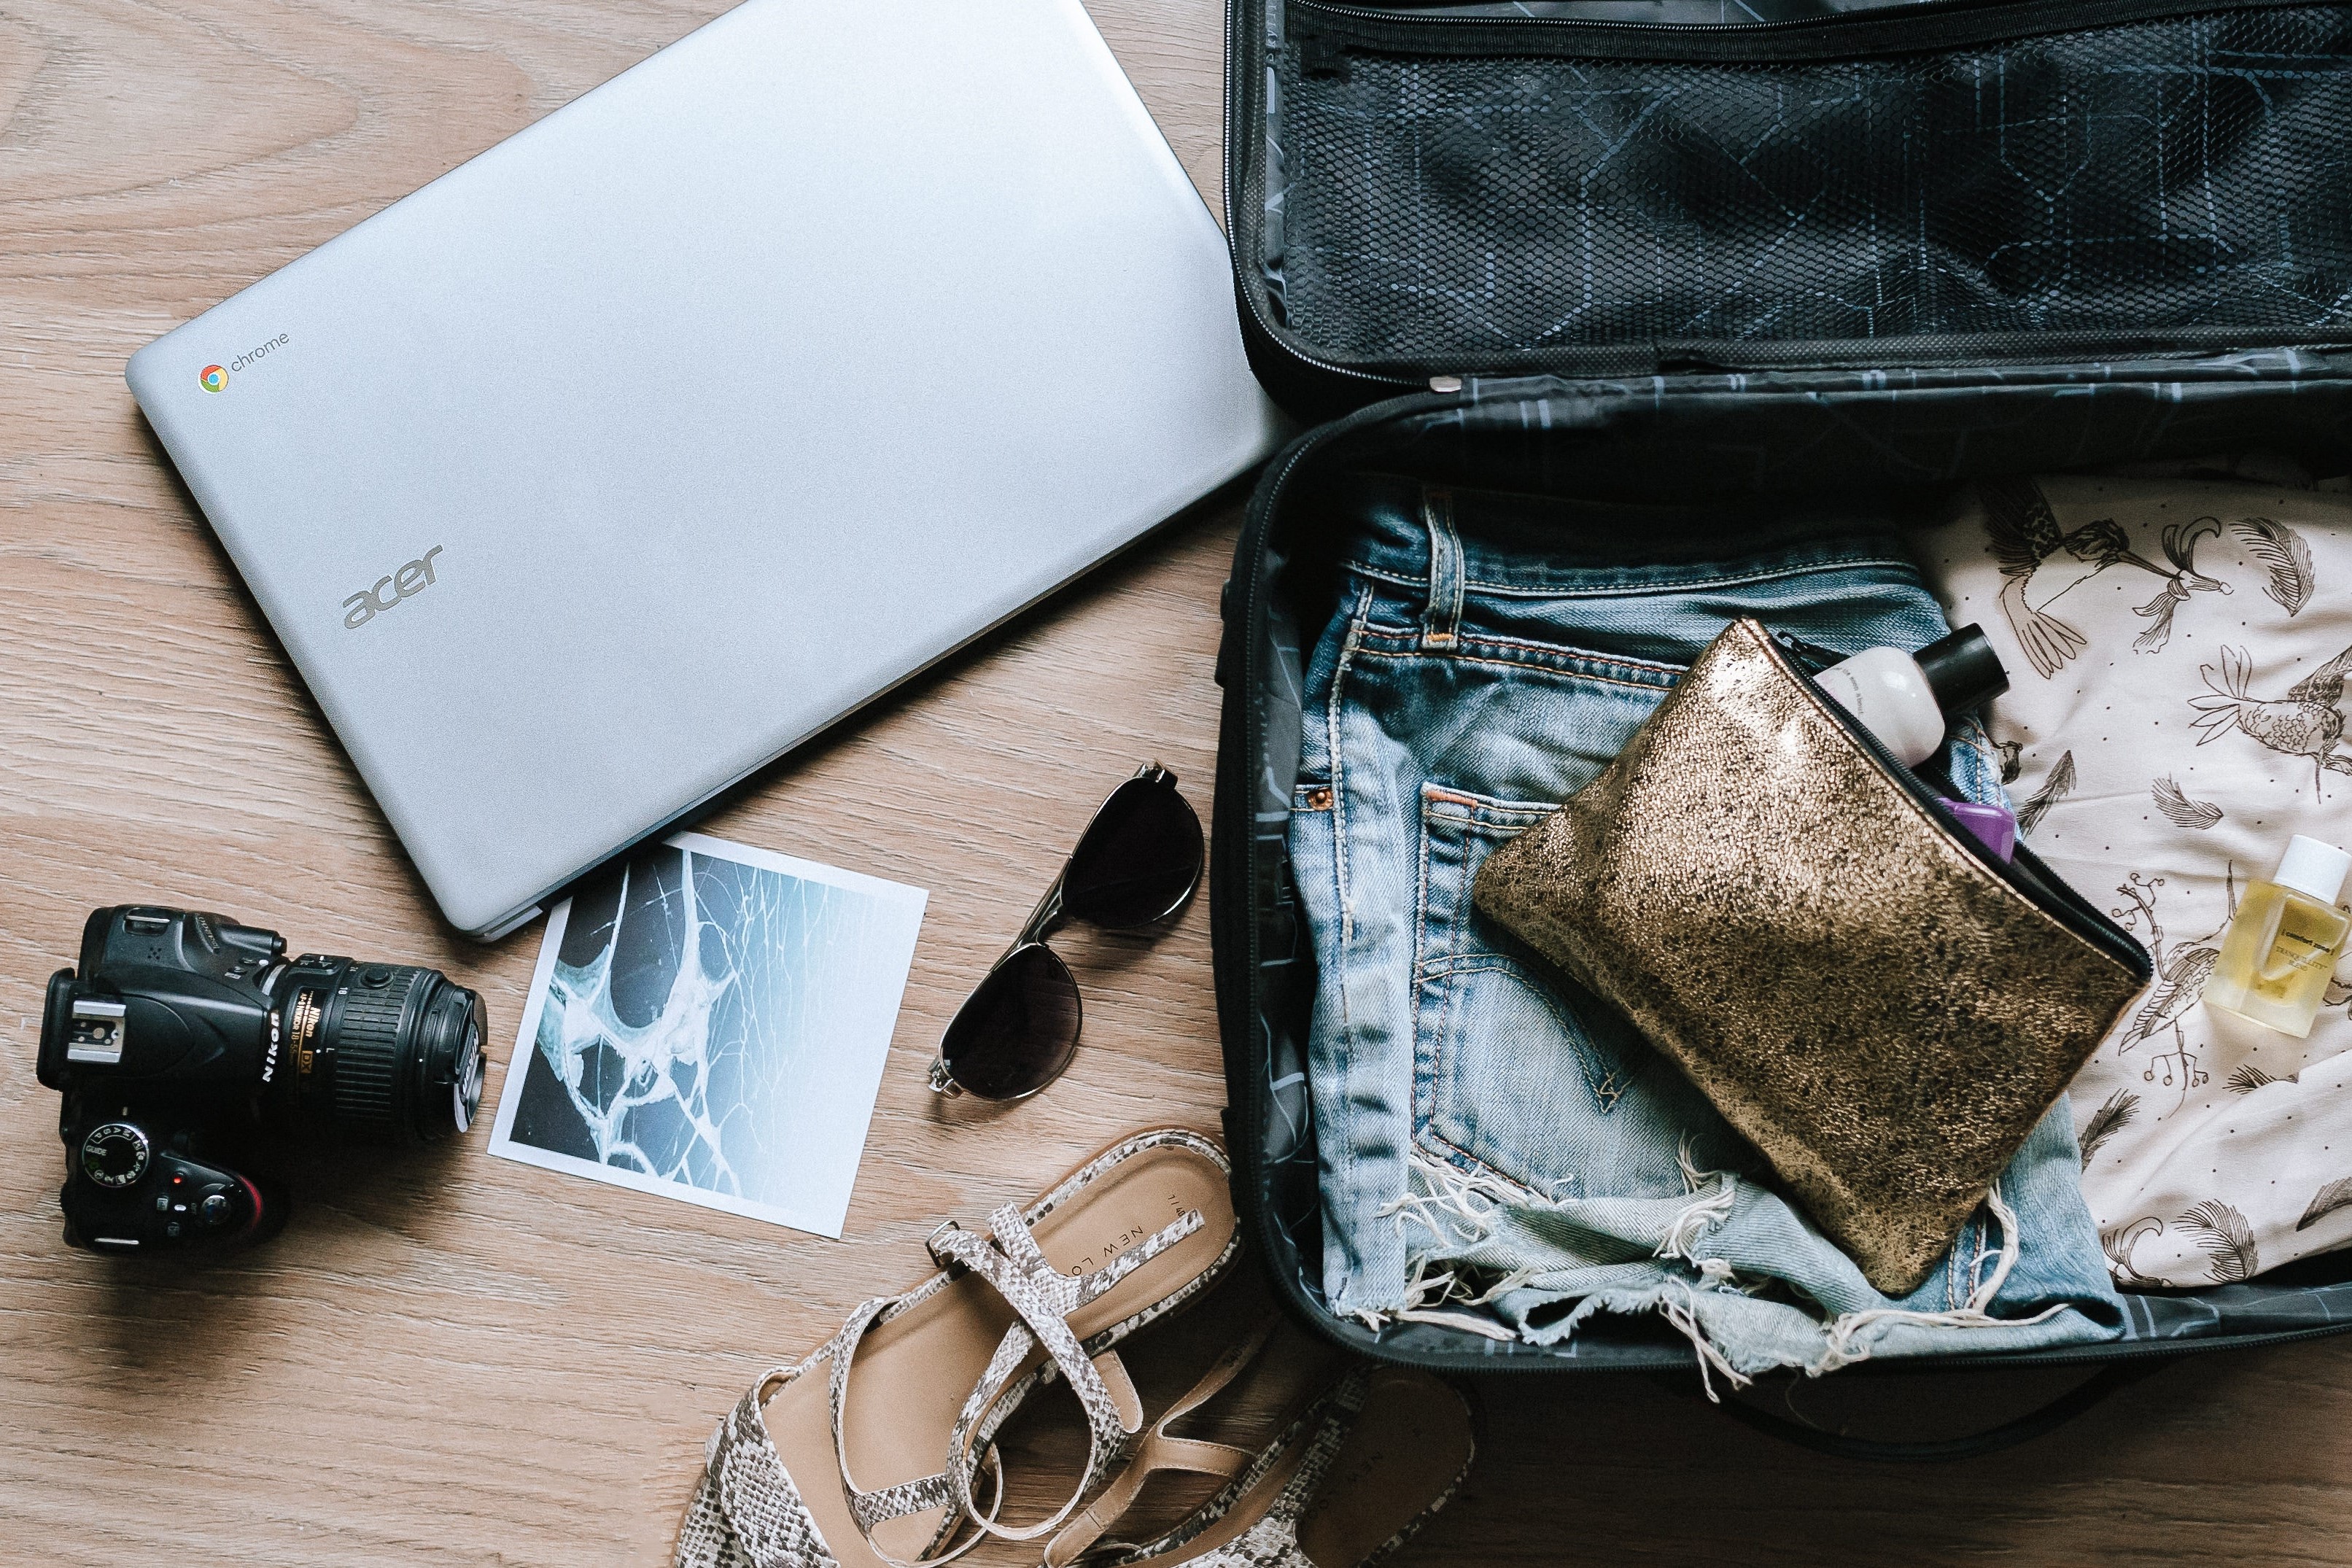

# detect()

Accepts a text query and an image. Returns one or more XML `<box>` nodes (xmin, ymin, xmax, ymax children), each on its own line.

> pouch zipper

<box><xmin>1288</xmin><ymin>0</ymin><xmax>2334</xmax><ymax>62</ymax></box>
<box><xmin>1766</xmin><ymin>631</ymin><xmax>2151</xmax><ymax>980</ymax></box>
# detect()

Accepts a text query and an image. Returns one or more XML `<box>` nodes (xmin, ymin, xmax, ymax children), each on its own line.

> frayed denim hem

<box><xmin>1352</xmin><ymin>1145</ymin><xmax>2110</xmax><ymax>1398</ymax></box>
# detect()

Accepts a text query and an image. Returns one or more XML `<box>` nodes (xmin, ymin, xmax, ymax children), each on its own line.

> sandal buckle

<box><xmin>927</xmin><ymin>1218</ymin><xmax>965</xmax><ymax>1269</ymax></box>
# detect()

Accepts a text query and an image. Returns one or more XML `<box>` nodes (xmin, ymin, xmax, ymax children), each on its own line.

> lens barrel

<box><xmin>286</xmin><ymin>962</ymin><xmax>487</xmax><ymax>1143</ymax></box>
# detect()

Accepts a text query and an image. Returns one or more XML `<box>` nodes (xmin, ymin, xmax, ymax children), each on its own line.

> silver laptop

<box><xmin>128</xmin><ymin>0</ymin><xmax>1282</xmax><ymax>939</ymax></box>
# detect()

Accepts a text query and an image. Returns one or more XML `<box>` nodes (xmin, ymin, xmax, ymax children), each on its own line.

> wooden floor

<box><xmin>9</xmin><ymin>1</ymin><xmax>2352</xmax><ymax>1562</ymax></box>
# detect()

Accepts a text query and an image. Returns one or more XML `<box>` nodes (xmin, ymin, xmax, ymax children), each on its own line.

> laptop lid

<box><xmin>127</xmin><ymin>0</ymin><xmax>1282</xmax><ymax>938</ymax></box>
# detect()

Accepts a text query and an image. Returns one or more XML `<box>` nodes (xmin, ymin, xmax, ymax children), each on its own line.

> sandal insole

<box><xmin>1295</xmin><ymin>1368</ymin><xmax>1474</xmax><ymax>1568</ymax></box>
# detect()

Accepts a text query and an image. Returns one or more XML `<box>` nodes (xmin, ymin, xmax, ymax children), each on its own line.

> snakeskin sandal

<box><xmin>1038</xmin><ymin>1319</ymin><xmax>1476</xmax><ymax>1568</ymax></box>
<box><xmin>675</xmin><ymin>1128</ymin><xmax>1241</xmax><ymax>1568</ymax></box>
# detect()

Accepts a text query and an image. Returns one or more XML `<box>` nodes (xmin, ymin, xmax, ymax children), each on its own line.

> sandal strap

<box><xmin>1228</xmin><ymin>1368</ymin><xmax>1376</xmax><ymax>1563</ymax></box>
<box><xmin>818</xmin><ymin>1297</ymin><xmax>993</xmax><ymax>1568</ymax></box>
<box><xmin>894</xmin><ymin>1448</ymin><xmax>1009</xmax><ymax>1568</ymax></box>
<box><xmin>1093</xmin><ymin>1366</ymin><xmax>1378</xmax><ymax>1568</ymax></box>
<box><xmin>848</xmin><ymin>1471</ymin><xmax>955</xmax><ymax>1534</ymax></box>
<box><xmin>823</xmin><ymin>1297</ymin><xmax>898</xmax><ymax>1510</ymax></box>
<box><xmin>694</xmin><ymin>1367</ymin><xmax>846</xmax><ymax>1568</ymax></box>
<box><xmin>1041</xmin><ymin>1318</ymin><xmax>1278</xmax><ymax>1568</ymax></box>
<box><xmin>685</xmin><ymin>1361</ymin><xmax>1005</xmax><ymax>1568</ymax></box>
<box><xmin>932</xmin><ymin>1201</ymin><xmax>1206</xmax><ymax>1542</ymax></box>
<box><xmin>1276</xmin><ymin>1371</ymin><xmax>1373</xmax><ymax>1516</ymax></box>
<box><xmin>810</xmin><ymin>1199</ymin><xmax>1202</xmax><ymax>1559</ymax></box>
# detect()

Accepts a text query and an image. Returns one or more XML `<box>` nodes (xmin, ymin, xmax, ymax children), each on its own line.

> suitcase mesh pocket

<box><xmin>1269</xmin><ymin>4</ymin><xmax>2352</xmax><ymax>366</ymax></box>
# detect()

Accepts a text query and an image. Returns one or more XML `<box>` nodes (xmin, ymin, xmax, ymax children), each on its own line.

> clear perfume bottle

<box><xmin>2203</xmin><ymin>836</ymin><xmax>2352</xmax><ymax>1039</ymax></box>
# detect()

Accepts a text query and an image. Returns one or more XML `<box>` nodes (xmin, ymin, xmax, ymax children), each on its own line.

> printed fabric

<box><xmin>1286</xmin><ymin>480</ymin><xmax>2122</xmax><ymax>1382</ymax></box>
<box><xmin>1920</xmin><ymin>463</ymin><xmax>2352</xmax><ymax>1289</ymax></box>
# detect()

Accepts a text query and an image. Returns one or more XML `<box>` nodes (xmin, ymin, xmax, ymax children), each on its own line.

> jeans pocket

<box><xmin>1412</xmin><ymin>783</ymin><xmax>1666</xmax><ymax>1200</ymax></box>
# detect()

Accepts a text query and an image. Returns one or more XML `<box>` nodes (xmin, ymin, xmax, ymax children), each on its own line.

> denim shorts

<box><xmin>1287</xmin><ymin>479</ymin><xmax>2122</xmax><ymax>1376</ymax></box>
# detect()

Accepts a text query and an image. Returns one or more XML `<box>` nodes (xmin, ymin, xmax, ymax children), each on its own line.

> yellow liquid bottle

<box><xmin>2204</xmin><ymin>835</ymin><xmax>2352</xmax><ymax>1039</ymax></box>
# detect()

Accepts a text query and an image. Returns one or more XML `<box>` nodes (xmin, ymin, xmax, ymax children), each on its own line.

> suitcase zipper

<box><xmin>1288</xmin><ymin>0</ymin><xmax>2334</xmax><ymax>62</ymax></box>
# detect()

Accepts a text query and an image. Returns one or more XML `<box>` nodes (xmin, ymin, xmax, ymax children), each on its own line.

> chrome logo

<box><xmin>198</xmin><ymin>364</ymin><xmax>228</xmax><ymax>393</ymax></box>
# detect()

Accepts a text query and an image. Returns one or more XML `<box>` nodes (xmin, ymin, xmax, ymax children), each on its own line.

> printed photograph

<box><xmin>487</xmin><ymin>832</ymin><xmax>925</xmax><ymax>1238</ymax></box>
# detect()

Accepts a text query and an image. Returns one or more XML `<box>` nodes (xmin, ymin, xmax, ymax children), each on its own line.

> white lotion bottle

<box><xmin>1813</xmin><ymin>625</ymin><xmax>2008</xmax><ymax>767</ymax></box>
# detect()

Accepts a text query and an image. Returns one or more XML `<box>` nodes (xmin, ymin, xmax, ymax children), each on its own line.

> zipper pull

<box><xmin>1771</xmin><ymin>629</ymin><xmax>1841</xmax><ymax>674</ymax></box>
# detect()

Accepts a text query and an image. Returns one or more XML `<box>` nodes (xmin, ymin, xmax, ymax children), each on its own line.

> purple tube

<box><xmin>1943</xmin><ymin>799</ymin><xmax>2017</xmax><ymax>862</ymax></box>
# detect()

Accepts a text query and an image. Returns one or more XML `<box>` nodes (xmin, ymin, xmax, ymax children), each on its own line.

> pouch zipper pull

<box><xmin>1771</xmin><ymin>629</ymin><xmax>1842</xmax><ymax>675</ymax></box>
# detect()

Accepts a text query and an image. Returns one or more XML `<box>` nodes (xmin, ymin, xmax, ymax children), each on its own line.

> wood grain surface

<box><xmin>9</xmin><ymin>1</ymin><xmax>2352</xmax><ymax>1564</ymax></box>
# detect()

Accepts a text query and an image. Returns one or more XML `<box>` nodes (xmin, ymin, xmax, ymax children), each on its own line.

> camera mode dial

<box><xmin>79</xmin><ymin>1122</ymin><xmax>151</xmax><ymax>1189</ymax></box>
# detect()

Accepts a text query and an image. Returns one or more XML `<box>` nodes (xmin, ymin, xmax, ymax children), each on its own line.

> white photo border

<box><xmin>484</xmin><ymin>831</ymin><xmax>926</xmax><ymax>1238</ymax></box>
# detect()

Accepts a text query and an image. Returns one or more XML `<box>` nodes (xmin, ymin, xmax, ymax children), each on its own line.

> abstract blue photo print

<box><xmin>488</xmin><ymin>832</ymin><xmax>925</xmax><ymax>1238</ymax></box>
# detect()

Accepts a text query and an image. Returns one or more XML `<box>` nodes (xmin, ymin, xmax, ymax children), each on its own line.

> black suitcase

<box><xmin>1207</xmin><ymin>0</ymin><xmax>2352</xmax><ymax>1457</ymax></box>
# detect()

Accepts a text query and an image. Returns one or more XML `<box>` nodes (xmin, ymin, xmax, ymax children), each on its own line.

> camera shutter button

<box><xmin>199</xmin><ymin>1192</ymin><xmax>232</xmax><ymax>1226</ymax></box>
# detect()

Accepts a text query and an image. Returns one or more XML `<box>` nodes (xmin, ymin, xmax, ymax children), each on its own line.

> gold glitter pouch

<box><xmin>1472</xmin><ymin>617</ymin><xmax>2151</xmax><ymax>1296</ymax></box>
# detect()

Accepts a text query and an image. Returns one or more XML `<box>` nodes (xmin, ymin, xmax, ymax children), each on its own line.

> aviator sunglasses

<box><xmin>929</xmin><ymin>763</ymin><xmax>1204</xmax><ymax>1101</ymax></box>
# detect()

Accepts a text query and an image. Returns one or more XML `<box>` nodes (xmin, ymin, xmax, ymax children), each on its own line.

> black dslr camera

<box><xmin>36</xmin><ymin>907</ymin><xmax>487</xmax><ymax>1255</ymax></box>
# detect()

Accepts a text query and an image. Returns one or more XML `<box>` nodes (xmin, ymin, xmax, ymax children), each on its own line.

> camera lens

<box><xmin>282</xmin><ymin>963</ymin><xmax>488</xmax><ymax>1144</ymax></box>
<box><xmin>414</xmin><ymin>981</ymin><xmax>488</xmax><ymax>1137</ymax></box>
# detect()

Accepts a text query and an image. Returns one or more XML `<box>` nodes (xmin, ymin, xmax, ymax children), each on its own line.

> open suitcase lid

<box><xmin>1224</xmin><ymin>0</ymin><xmax>2352</xmax><ymax>416</ymax></box>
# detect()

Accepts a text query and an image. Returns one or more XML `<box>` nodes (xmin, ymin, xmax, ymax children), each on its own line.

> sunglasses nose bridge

<box><xmin>1013</xmin><ymin>869</ymin><xmax>1071</xmax><ymax>951</ymax></box>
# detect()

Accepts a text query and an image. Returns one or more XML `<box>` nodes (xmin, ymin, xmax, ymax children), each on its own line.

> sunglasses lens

<box><xmin>1063</xmin><ymin>777</ymin><xmax>1204</xmax><ymax>930</ymax></box>
<box><xmin>940</xmin><ymin>944</ymin><xmax>1081</xmax><ymax>1100</ymax></box>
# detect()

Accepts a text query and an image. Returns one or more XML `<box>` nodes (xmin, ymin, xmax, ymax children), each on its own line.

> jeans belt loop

<box><xmin>1420</xmin><ymin>485</ymin><xmax>1464</xmax><ymax>651</ymax></box>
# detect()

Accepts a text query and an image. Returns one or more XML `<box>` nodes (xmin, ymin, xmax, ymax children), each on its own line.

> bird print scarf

<box><xmin>1920</xmin><ymin>460</ymin><xmax>2352</xmax><ymax>1289</ymax></box>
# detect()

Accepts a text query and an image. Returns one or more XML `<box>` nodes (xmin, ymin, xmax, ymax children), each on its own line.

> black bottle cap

<box><xmin>1916</xmin><ymin>624</ymin><xmax>2008</xmax><ymax>718</ymax></box>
